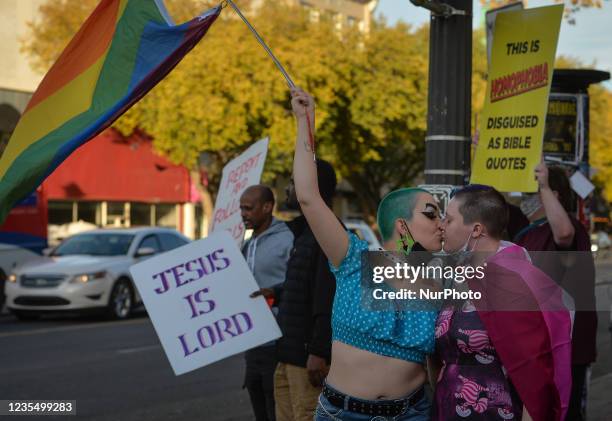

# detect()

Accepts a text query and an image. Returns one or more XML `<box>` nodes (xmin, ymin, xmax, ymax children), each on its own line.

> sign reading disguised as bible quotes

<box><xmin>130</xmin><ymin>230</ymin><xmax>281</xmax><ymax>375</ymax></box>
<box><xmin>471</xmin><ymin>5</ymin><xmax>563</xmax><ymax>192</ymax></box>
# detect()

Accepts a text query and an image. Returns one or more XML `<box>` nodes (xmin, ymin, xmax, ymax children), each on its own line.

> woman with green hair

<box><xmin>290</xmin><ymin>88</ymin><xmax>442</xmax><ymax>420</ymax></box>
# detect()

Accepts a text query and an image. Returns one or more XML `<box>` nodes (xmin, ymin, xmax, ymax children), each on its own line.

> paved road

<box><xmin>0</xmin><ymin>312</ymin><xmax>252</xmax><ymax>421</ymax></box>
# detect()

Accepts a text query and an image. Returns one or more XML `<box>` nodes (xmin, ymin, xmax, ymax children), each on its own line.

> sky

<box><xmin>375</xmin><ymin>0</ymin><xmax>612</xmax><ymax>89</ymax></box>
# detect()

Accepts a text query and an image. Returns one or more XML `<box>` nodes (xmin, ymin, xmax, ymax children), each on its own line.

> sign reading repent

<box><xmin>211</xmin><ymin>137</ymin><xmax>269</xmax><ymax>244</ymax></box>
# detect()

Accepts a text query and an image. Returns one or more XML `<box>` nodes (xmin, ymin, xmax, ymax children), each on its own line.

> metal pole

<box><xmin>423</xmin><ymin>0</ymin><xmax>472</xmax><ymax>186</ymax></box>
<box><xmin>225</xmin><ymin>0</ymin><xmax>296</xmax><ymax>89</ymax></box>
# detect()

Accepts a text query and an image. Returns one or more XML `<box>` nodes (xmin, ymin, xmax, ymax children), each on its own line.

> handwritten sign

<box><xmin>129</xmin><ymin>230</ymin><xmax>281</xmax><ymax>375</ymax></box>
<box><xmin>210</xmin><ymin>138</ymin><xmax>269</xmax><ymax>244</ymax></box>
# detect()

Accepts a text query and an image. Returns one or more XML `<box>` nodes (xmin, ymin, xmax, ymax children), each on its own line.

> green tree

<box><xmin>23</xmin><ymin>0</ymin><xmax>435</xmax><ymax>224</ymax></box>
<box><xmin>314</xmin><ymin>21</ymin><xmax>431</xmax><ymax>219</ymax></box>
<box><xmin>480</xmin><ymin>0</ymin><xmax>608</xmax><ymax>24</ymax></box>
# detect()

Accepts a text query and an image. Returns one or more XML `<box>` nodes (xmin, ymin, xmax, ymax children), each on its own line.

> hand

<box><xmin>290</xmin><ymin>87</ymin><xmax>315</xmax><ymax>122</ymax></box>
<box><xmin>306</xmin><ymin>354</ymin><xmax>328</xmax><ymax>388</ymax></box>
<box><xmin>534</xmin><ymin>159</ymin><xmax>550</xmax><ymax>190</ymax></box>
<box><xmin>249</xmin><ymin>288</ymin><xmax>274</xmax><ymax>299</ymax></box>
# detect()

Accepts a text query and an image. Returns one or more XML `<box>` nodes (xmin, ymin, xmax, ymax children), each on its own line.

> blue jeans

<box><xmin>314</xmin><ymin>383</ymin><xmax>430</xmax><ymax>421</ymax></box>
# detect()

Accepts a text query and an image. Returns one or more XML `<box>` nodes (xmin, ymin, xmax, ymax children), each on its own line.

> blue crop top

<box><xmin>329</xmin><ymin>233</ymin><xmax>437</xmax><ymax>364</ymax></box>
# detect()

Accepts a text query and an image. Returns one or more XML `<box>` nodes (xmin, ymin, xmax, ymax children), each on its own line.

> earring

<box><xmin>396</xmin><ymin>232</ymin><xmax>414</xmax><ymax>255</ymax></box>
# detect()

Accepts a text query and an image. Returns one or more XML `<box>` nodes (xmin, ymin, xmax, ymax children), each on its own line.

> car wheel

<box><xmin>12</xmin><ymin>310</ymin><xmax>41</xmax><ymax>321</ymax></box>
<box><xmin>107</xmin><ymin>279</ymin><xmax>133</xmax><ymax>320</ymax></box>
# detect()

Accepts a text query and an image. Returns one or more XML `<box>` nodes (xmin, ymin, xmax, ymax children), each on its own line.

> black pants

<box><xmin>244</xmin><ymin>345</ymin><xmax>277</xmax><ymax>421</ymax></box>
<box><xmin>566</xmin><ymin>364</ymin><xmax>588</xmax><ymax>421</ymax></box>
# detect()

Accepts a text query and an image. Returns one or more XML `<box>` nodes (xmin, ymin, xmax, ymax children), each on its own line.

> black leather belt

<box><xmin>322</xmin><ymin>384</ymin><xmax>424</xmax><ymax>417</ymax></box>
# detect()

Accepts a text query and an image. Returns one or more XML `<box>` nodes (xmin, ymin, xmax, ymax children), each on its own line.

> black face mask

<box><xmin>404</xmin><ymin>242</ymin><xmax>433</xmax><ymax>267</ymax></box>
<box><xmin>411</xmin><ymin>242</ymin><xmax>426</xmax><ymax>252</ymax></box>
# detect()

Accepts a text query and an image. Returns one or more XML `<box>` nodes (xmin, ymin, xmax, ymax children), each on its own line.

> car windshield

<box><xmin>52</xmin><ymin>233</ymin><xmax>135</xmax><ymax>256</ymax></box>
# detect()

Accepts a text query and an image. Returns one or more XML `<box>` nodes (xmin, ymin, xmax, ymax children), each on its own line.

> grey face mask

<box><xmin>519</xmin><ymin>194</ymin><xmax>542</xmax><ymax>218</ymax></box>
<box><xmin>443</xmin><ymin>230</ymin><xmax>479</xmax><ymax>266</ymax></box>
<box><xmin>457</xmin><ymin>231</ymin><xmax>480</xmax><ymax>264</ymax></box>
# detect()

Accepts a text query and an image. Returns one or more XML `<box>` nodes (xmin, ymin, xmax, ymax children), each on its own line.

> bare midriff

<box><xmin>325</xmin><ymin>340</ymin><xmax>426</xmax><ymax>400</ymax></box>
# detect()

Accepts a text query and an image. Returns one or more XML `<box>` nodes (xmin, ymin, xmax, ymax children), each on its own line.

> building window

<box><xmin>131</xmin><ymin>202</ymin><xmax>152</xmax><ymax>227</ymax></box>
<box><xmin>309</xmin><ymin>8</ymin><xmax>320</xmax><ymax>23</ymax></box>
<box><xmin>48</xmin><ymin>201</ymin><xmax>73</xmax><ymax>225</ymax></box>
<box><xmin>333</xmin><ymin>13</ymin><xmax>343</xmax><ymax>31</ymax></box>
<box><xmin>320</xmin><ymin>9</ymin><xmax>334</xmax><ymax>22</ymax></box>
<box><xmin>77</xmin><ymin>201</ymin><xmax>98</xmax><ymax>225</ymax></box>
<box><xmin>195</xmin><ymin>204</ymin><xmax>204</xmax><ymax>239</ymax></box>
<box><xmin>155</xmin><ymin>204</ymin><xmax>177</xmax><ymax>228</ymax></box>
<box><xmin>0</xmin><ymin>103</ymin><xmax>20</xmax><ymax>160</ymax></box>
<box><xmin>107</xmin><ymin>202</ymin><xmax>127</xmax><ymax>227</ymax></box>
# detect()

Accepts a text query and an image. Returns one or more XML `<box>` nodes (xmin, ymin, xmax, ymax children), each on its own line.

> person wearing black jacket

<box><xmin>273</xmin><ymin>160</ymin><xmax>337</xmax><ymax>421</ymax></box>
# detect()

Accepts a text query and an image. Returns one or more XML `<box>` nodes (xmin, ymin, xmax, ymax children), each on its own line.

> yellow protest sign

<box><xmin>471</xmin><ymin>5</ymin><xmax>563</xmax><ymax>192</ymax></box>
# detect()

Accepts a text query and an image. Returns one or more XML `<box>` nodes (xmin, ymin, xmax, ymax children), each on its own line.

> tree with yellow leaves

<box><xmin>22</xmin><ymin>0</ymin><xmax>435</xmax><ymax>224</ymax></box>
<box><xmin>480</xmin><ymin>0</ymin><xmax>607</xmax><ymax>24</ymax></box>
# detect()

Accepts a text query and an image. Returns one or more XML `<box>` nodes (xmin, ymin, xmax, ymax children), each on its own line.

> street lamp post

<box><xmin>411</xmin><ymin>0</ymin><xmax>473</xmax><ymax>186</ymax></box>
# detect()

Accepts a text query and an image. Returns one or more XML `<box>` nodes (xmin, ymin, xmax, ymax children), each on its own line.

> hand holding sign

<box><xmin>534</xmin><ymin>159</ymin><xmax>550</xmax><ymax>190</ymax></box>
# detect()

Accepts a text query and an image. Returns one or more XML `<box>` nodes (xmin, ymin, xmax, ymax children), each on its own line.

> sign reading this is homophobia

<box><xmin>210</xmin><ymin>137</ymin><xmax>269</xmax><ymax>243</ymax></box>
<box><xmin>129</xmin><ymin>231</ymin><xmax>281</xmax><ymax>375</ymax></box>
<box><xmin>471</xmin><ymin>5</ymin><xmax>563</xmax><ymax>192</ymax></box>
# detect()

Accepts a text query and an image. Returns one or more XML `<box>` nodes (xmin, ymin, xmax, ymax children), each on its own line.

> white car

<box><xmin>4</xmin><ymin>227</ymin><xmax>189</xmax><ymax>320</ymax></box>
<box><xmin>344</xmin><ymin>220</ymin><xmax>382</xmax><ymax>251</ymax></box>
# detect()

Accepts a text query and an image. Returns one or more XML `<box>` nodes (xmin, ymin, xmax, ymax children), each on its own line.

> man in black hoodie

<box><xmin>274</xmin><ymin>159</ymin><xmax>337</xmax><ymax>421</ymax></box>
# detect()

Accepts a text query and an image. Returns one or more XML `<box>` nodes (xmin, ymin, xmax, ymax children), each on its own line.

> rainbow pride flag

<box><xmin>0</xmin><ymin>0</ymin><xmax>221</xmax><ymax>224</ymax></box>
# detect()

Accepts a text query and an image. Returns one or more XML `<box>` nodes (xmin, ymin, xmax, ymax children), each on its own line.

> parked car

<box><xmin>4</xmin><ymin>227</ymin><xmax>190</xmax><ymax>320</ymax></box>
<box><xmin>344</xmin><ymin>219</ymin><xmax>382</xmax><ymax>251</ymax></box>
<box><xmin>591</xmin><ymin>230</ymin><xmax>611</xmax><ymax>259</ymax></box>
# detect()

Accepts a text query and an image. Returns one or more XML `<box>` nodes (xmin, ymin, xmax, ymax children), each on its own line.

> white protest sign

<box><xmin>129</xmin><ymin>230</ymin><xmax>281</xmax><ymax>375</ymax></box>
<box><xmin>570</xmin><ymin>170</ymin><xmax>595</xmax><ymax>199</ymax></box>
<box><xmin>210</xmin><ymin>137</ymin><xmax>269</xmax><ymax>244</ymax></box>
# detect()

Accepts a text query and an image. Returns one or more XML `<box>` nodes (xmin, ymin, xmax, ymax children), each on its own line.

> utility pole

<box><xmin>411</xmin><ymin>0</ymin><xmax>473</xmax><ymax>186</ymax></box>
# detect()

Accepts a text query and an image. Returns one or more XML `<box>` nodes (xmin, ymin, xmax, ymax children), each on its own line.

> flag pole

<box><xmin>224</xmin><ymin>0</ymin><xmax>316</xmax><ymax>160</ymax></box>
<box><xmin>224</xmin><ymin>0</ymin><xmax>296</xmax><ymax>89</ymax></box>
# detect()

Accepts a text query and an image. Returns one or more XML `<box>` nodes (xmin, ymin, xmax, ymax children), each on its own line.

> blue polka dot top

<box><xmin>329</xmin><ymin>233</ymin><xmax>437</xmax><ymax>364</ymax></box>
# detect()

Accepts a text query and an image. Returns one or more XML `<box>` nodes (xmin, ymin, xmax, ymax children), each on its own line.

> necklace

<box><xmin>376</xmin><ymin>248</ymin><xmax>408</xmax><ymax>320</ymax></box>
<box><xmin>378</xmin><ymin>248</ymin><xmax>408</xmax><ymax>265</ymax></box>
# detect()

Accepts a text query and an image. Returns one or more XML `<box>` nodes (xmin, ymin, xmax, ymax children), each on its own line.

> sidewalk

<box><xmin>588</xmin><ymin>371</ymin><xmax>612</xmax><ymax>420</ymax></box>
<box><xmin>595</xmin><ymin>254</ymin><xmax>612</xmax><ymax>285</ymax></box>
<box><xmin>591</xmin><ymin>255</ymin><xmax>612</xmax><ymax>420</ymax></box>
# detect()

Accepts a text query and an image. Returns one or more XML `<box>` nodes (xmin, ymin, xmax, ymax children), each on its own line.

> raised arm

<box><xmin>290</xmin><ymin>88</ymin><xmax>348</xmax><ymax>267</ymax></box>
<box><xmin>535</xmin><ymin>161</ymin><xmax>575</xmax><ymax>248</ymax></box>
